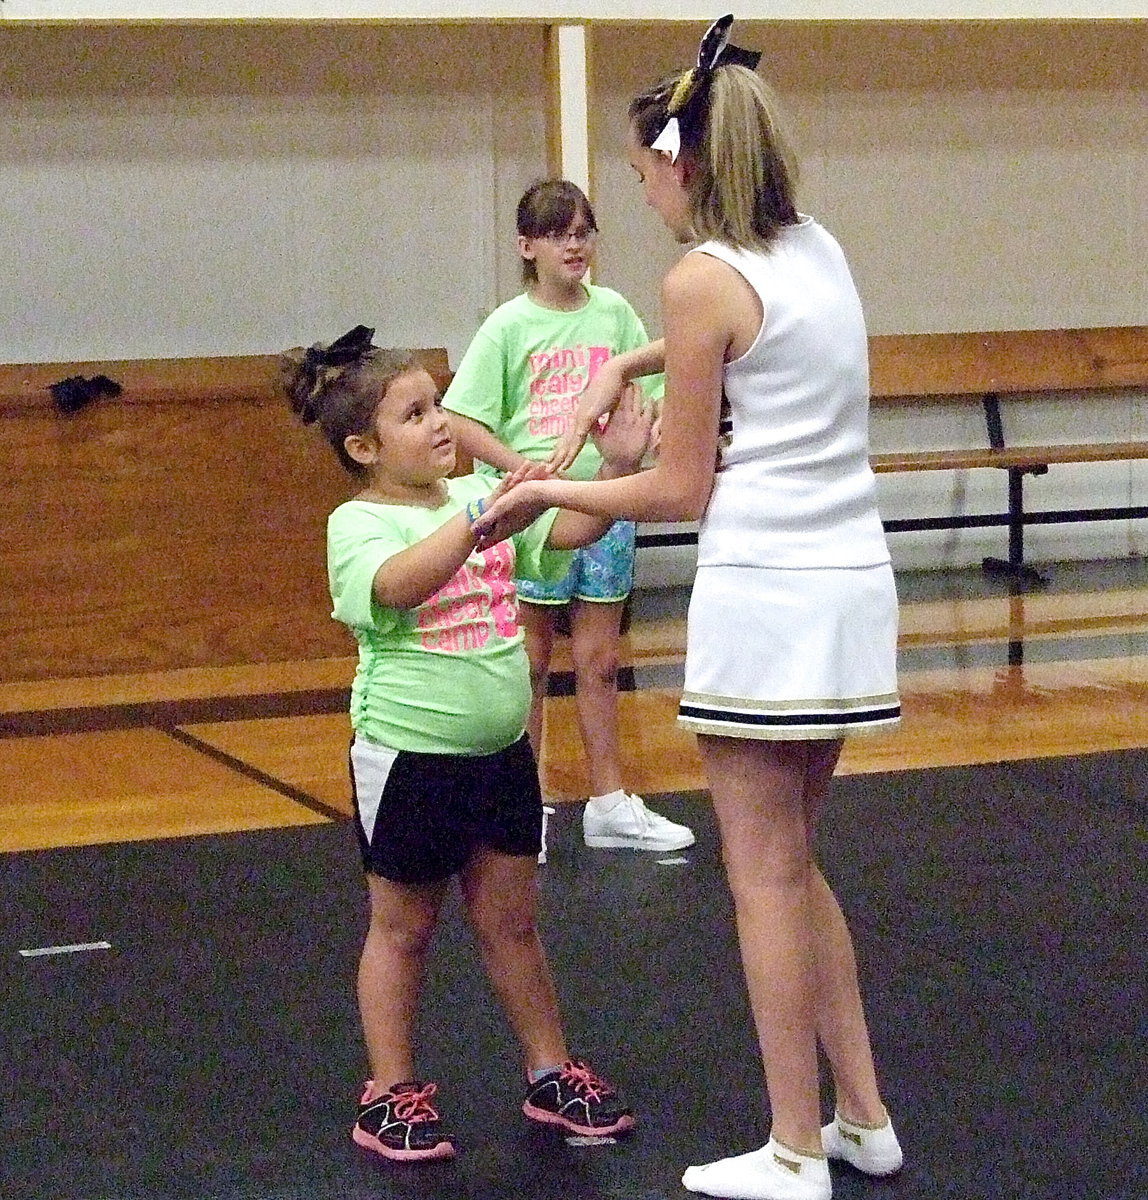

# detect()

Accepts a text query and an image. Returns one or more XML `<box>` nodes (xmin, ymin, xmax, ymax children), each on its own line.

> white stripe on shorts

<box><xmin>349</xmin><ymin>737</ymin><xmax>399</xmax><ymax>844</ymax></box>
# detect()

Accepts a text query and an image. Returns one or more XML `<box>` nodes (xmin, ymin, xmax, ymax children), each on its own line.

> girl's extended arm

<box><xmin>370</xmin><ymin>466</ymin><xmax>543</xmax><ymax>610</ymax></box>
<box><xmin>477</xmin><ymin>257</ymin><xmax>738</xmax><ymax>538</ymax></box>
<box><xmin>371</xmin><ymin>509</ymin><xmax>482</xmax><ymax>611</ymax></box>
<box><xmin>547</xmin><ymin>339</ymin><xmax>666</xmax><ymax>473</ymax></box>
<box><xmin>373</xmin><ymin>389</ymin><xmax>653</xmax><ymax>607</ymax></box>
<box><xmin>449</xmin><ymin>412</ymin><xmax>534</xmax><ymax>475</ymax></box>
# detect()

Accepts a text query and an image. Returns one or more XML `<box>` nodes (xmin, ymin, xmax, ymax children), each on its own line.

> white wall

<box><xmin>7</xmin><ymin>21</ymin><xmax>1143</xmax><ymax>355</ymax></box>
<box><xmin>592</xmin><ymin>22</ymin><xmax>1148</xmax><ymax>337</ymax></box>
<box><xmin>0</xmin><ymin>23</ymin><xmax>547</xmax><ymax>365</ymax></box>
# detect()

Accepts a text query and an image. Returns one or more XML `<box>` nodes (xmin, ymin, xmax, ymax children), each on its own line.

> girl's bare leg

<box><xmin>810</xmin><ymin>870</ymin><xmax>887</xmax><ymax>1125</ymax></box>
<box><xmin>799</xmin><ymin>740</ymin><xmax>888</xmax><ymax>1126</ymax></box>
<box><xmin>697</xmin><ymin>734</ymin><xmax>824</xmax><ymax>1154</ymax></box>
<box><xmin>520</xmin><ymin>601</ymin><xmax>558</xmax><ymax>788</ymax></box>
<box><xmin>460</xmin><ymin>845</ymin><xmax>568</xmax><ymax>1072</ymax></box>
<box><xmin>569</xmin><ymin>598</ymin><xmax>626</xmax><ymax>796</ymax></box>
<box><xmin>357</xmin><ymin>872</ymin><xmax>448</xmax><ymax>1095</ymax></box>
<box><xmin>699</xmin><ymin>733</ymin><xmax>890</xmax><ymax>1149</ymax></box>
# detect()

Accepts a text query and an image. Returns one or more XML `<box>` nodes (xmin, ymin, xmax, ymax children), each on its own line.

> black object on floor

<box><xmin>1</xmin><ymin>754</ymin><xmax>1144</xmax><ymax>1200</ymax></box>
<box><xmin>48</xmin><ymin>373</ymin><xmax>122</xmax><ymax>414</ymax></box>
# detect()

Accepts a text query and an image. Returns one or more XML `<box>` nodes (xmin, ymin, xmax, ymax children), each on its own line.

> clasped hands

<box><xmin>471</xmin><ymin>382</ymin><xmax>653</xmax><ymax>550</ymax></box>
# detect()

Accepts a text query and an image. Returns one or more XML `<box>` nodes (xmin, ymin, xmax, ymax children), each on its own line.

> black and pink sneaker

<box><xmin>522</xmin><ymin>1058</ymin><xmax>636</xmax><ymax>1136</ymax></box>
<box><xmin>352</xmin><ymin>1080</ymin><xmax>456</xmax><ymax>1162</ymax></box>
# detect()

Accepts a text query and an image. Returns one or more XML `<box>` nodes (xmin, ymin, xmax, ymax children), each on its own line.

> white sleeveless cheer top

<box><xmin>692</xmin><ymin>218</ymin><xmax>890</xmax><ymax>570</ymax></box>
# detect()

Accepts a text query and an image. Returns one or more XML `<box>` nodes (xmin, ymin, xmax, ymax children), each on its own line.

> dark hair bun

<box><xmin>280</xmin><ymin>325</ymin><xmax>377</xmax><ymax>424</ymax></box>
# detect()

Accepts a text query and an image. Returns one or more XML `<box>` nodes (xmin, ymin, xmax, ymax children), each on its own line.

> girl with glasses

<box><xmin>444</xmin><ymin>179</ymin><xmax>695</xmax><ymax>858</ymax></box>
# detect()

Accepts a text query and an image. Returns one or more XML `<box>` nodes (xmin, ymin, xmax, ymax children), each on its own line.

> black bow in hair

<box><xmin>655</xmin><ymin>15</ymin><xmax>762</xmax><ymax>158</ymax></box>
<box><xmin>303</xmin><ymin>324</ymin><xmax>376</xmax><ymax>372</ymax></box>
<box><xmin>697</xmin><ymin>14</ymin><xmax>761</xmax><ymax>75</ymax></box>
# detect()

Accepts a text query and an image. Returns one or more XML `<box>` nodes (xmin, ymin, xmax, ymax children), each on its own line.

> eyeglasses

<box><xmin>542</xmin><ymin>226</ymin><xmax>598</xmax><ymax>246</ymax></box>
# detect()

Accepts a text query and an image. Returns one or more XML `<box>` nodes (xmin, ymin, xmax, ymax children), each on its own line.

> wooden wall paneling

<box><xmin>0</xmin><ymin>349</ymin><xmax>452</xmax><ymax>685</ymax></box>
<box><xmin>0</xmin><ymin>392</ymin><xmax>353</xmax><ymax>682</ymax></box>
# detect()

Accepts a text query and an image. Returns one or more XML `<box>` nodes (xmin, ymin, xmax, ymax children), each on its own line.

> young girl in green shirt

<box><xmin>283</xmin><ymin>326</ymin><xmax>650</xmax><ymax>1163</ymax></box>
<box><xmin>444</xmin><ymin>179</ymin><xmax>695</xmax><ymax>854</ymax></box>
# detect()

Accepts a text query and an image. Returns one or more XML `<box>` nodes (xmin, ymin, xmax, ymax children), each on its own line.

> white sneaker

<box><xmin>821</xmin><ymin>1112</ymin><xmax>902</xmax><ymax>1176</ymax></box>
<box><xmin>537</xmin><ymin>805</ymin><xmax>556</xmax><ymax>865</ymax></box>
<box><xmin>582</xmin><ymin>791</ymin><xmax>695</xmax><ymax>851</ymax></box>
<box><xmin>682</xmin><ymin>1138</ymin><xmax>831</xmax><ymax>1200</ymax></box>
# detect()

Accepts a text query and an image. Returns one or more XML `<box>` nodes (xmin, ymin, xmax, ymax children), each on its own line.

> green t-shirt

<box><xmin>327</xmin><ymin>475</ymin><xmax>568</xmax><ymax>754</ymax></box>
<box><xmin>443</xmin><ymin>284</ymin><xmax>662</xmax><ymax>483</ymax></box>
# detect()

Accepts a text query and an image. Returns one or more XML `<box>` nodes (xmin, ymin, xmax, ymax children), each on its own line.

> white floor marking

<box><xmin>564</xmin><ymin>1135</ymin><xmax>618</xmax><ymax>1146</ymax></box>
<box><xmin>656</xmin><ymin>856</ymin><xmax>690</xmax><ymax>865</ymax></box>
<box><xmin>18</xmin><ymin>941</ymin><xmax>112</xmax><ymax>958</ymax></box>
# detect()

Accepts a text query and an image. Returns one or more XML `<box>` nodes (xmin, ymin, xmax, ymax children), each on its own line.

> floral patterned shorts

<box><xmin>517</xmin><ymin>519</ymin><xmax>635</xmax><ymax>604</ymax></box>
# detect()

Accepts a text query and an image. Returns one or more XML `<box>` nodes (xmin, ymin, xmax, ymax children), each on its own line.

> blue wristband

<box><xmin>465</xmin><ymin>497</ymin><xmax>487</xmax><ymax>527</ymax></box>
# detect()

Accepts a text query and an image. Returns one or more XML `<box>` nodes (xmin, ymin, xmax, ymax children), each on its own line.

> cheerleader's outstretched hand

<box><xmin>473</xmin><ymin>384</ymin><xmax>651</xmax><ymax>551</ymax></box>
<box><xmin>546</xmin><ymin>357</ymin><xmax>627</xmax><ymax>473</ymax></box>
<box><xmin>590</xmin><ymin>382</ymin><xmax>654</xmax><ymax>478</ymax></box>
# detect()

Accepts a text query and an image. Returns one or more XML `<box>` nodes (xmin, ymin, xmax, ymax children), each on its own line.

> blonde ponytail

<box><xmin>631</xmin><ymin>64</ymin><xmax>798</xmax><ymax>253</ymax></box>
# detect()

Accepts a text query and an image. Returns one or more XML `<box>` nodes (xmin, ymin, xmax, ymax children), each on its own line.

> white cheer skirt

<box><xmin>679</xmin><ymin>563</ymin><xmax>901</xmax><ymax>741</ymax></box>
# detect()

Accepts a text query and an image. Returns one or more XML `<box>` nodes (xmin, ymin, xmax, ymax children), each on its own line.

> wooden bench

<box><xmin>637</xmin><ymin>326</ymin><xmax>1148</xmax><ymax>586</ymax></box>
<box><xmin>868</xmin><ymin>326</ymin><xmax>1148</xmax><ymax>584</ymax></box>
<box><xmin>0</xmin><ymin>347</ymin><xmax>453</xmax><ymax>411</ymax></box>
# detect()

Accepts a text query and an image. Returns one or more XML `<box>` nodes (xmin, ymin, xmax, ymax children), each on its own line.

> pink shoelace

<box><xmin>558</xmin><ymin>1060</ymin><xmax>614</xmax><ymax>1101</ymax></box>
<box><xmin>389</xmin><ymin>1082</ymin><xmax>440</xmax><ymax>1123</ymax></box>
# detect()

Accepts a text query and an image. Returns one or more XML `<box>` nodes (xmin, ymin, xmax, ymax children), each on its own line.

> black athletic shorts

<box><xmin>348</xmin><ymin>733</ymin><xmax>543</xmax><ymax>884</ymax></box>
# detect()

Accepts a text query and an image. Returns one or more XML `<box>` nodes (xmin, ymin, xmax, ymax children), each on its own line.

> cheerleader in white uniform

<box><xmin>474</xmin><ymin>17</ymin><xmax>904</xmax><ymax>1199</ymax></box>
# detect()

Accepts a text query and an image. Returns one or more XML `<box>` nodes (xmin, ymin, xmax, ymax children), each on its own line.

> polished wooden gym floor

<box><xmin>2</xmin><ymin>558</ymin><xmax>1145</xmax><ymax>1200</ymax></box>
<box><xmin>2</xmin><ymin>558</ymin><xmax>1147</xmax><ymax>854</ymax></box>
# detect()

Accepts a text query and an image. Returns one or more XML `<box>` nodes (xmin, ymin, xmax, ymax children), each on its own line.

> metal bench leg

<box><xmin>1006</xmin><ymin>590</ymin><xmax>1026</xmax><ymax>666</ymax></box>
<box><xmin>983</xmin><ymin>467</ymin><xmax>1046</xmax><ymax>590</ymax></box>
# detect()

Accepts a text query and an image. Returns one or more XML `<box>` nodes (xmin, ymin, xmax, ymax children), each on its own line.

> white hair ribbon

<box><xmin>651</xmin><ymin>116</ymin><xmax>681</xmax><ymax>163</ymax></box>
